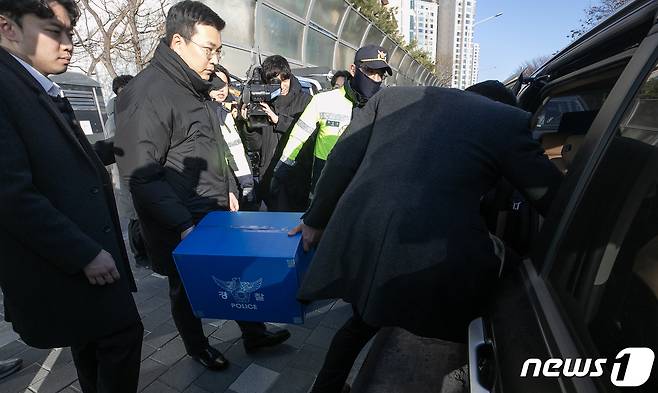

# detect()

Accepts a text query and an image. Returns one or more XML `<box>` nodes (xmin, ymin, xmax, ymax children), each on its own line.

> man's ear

<box><xmin>348</xmin><ymin>64</ymin><xmax>356</xmax><ymax>77</ymax></box>
<box><xmin>0</xmin><ymin>15</ymin><xmax>21</xmax><ymax>44</ymax></box>
<box><xmin>170</xmin><ymin>33</ymin><xmax>185</xmax><ymax>55</ymax></box>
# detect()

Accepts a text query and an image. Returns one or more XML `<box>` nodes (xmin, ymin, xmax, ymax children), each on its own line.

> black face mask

<box><xmin>352</xmin><ymin>68</ymin><xmax>382</xmax><ymax>100</ymax></box>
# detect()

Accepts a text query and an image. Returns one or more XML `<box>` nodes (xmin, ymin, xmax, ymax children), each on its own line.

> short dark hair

<box><xmin>0</xmin><ymin>0</ymin><xmax>80</xmax><ymax>26</ymax></box>
<box><xmin>214</xmin><ymin>64</ymin><xmax>231</xmax><ymax>85</ymax></box>
<box><xmin>165</xmin><ymin>1</ymin><xmax>225</xmax><ymax>45</ymax></box>
<box><xmin>261</xmin><ymin>55</ymin><xmax>291</xmax><ymax>83</ymax></box>
<box><xmin>466</xmin><ymin>80</ymin><xmax>518</xmax><ymax>107</ymax></box>
<box><xmin>112</xmin><ymin>75</ymin><xmax>133</xmax><ymax>95</ymax></box>
<box><xmin>331</xmin><ymin>70</ymin><xmax>352</xmax><ymax>87</ymax></box>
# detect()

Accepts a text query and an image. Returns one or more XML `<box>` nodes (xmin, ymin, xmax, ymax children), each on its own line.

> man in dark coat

<box><xmin>291</xmin><ymin>86</ymin><xmax>564</xmax><ymax>393</ymax></box>
<box><xmin>0</xmin><ymin>1</ymin><xmax>142</xmax><ymax>392</ymax></box>
<box><xmin>241</xmin><ymin>55</ymin><xmax>312</xmax><ymax>211</ymax></box>
<box><xmin>115</xmin><ymin>1</ymin><xmax>289</xmax><ymax>371</ymax></box>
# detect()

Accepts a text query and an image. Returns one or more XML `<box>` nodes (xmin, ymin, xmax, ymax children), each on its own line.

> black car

<box><xmin>470</xmin><ymin>1</ymin><xmax>658</xmax><ymax>392</ymax></box>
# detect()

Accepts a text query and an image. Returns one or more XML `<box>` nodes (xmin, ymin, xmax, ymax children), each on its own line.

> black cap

<box><xmin>209</xmin><ymin>74</ymin><xmax>226</xmax><ymax>91</ymax></box>
<box><xmin>355</xmin><ymin>45</ymin><xmax>392</xmax><ymax>76</ymax></box>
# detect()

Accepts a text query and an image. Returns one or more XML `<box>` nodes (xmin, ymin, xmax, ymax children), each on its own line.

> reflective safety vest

<box><xmin>217</xmin><ymin>107</ymin><xmax>253</xmax><ymax>195</ymax></box>
<box><xmin>280</xmin><ymin>85</ymin><xmax>354</xmax><ymax>165</ymax></box>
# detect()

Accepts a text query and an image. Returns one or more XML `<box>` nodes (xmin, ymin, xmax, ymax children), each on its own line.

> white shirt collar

<box><xmin>10</xmin><ymin>54</ymin><xmax>63</xmax><ymax>97</ymax></box>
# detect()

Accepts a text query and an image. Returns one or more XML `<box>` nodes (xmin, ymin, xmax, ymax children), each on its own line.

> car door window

<box><xmin>546</xmin><ymin>64</ymin><xmax>658</xmax><ymax>392</ymax></box>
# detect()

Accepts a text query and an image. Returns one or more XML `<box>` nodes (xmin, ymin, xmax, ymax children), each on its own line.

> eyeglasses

<box><xmin>187</xmin><ymin>38</ymin><xmax>224</xmax><ymax>60</ymax></box>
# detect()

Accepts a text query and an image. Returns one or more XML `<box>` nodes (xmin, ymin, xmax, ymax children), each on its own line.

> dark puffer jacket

<box><xmin>115</xmin><ymin>41</ymin><xmax>236</xmax><ymax>275</ymax></box>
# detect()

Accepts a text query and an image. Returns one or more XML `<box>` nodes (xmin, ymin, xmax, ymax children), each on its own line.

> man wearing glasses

<box><xmin>273</xmin><ymin>45</ymin><xmax>392</xmax><ymax>198</ymax></box>
<box><xmin>115</xmin><ymin>1</ymin><xmax>289</xmax><ymax>372</ymax></box>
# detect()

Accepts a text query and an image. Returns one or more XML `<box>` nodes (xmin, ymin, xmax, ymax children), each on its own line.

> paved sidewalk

<box><xmin>0</xmin><ymin>259</ymin><xmax>359</xmax><ymax>393</ymax></box>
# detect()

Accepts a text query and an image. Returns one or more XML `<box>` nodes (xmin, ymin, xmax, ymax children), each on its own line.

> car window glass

<box><xmin>533</xmin><ymin>91</ymin><xmax>608</xmax><ymax>138</ymax></box>
<box><xmin>546</xmin><ymin>64</ymin><xmax>658</xmax><ymax>392</ymax></box>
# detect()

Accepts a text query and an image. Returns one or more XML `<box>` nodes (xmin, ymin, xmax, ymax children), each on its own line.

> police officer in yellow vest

<box><xmin>273</xmin><ymin>45</ymin><xmax>393</xmax><ymax>196</ymax></box>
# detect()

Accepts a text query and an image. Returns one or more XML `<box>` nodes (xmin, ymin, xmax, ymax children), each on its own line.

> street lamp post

<box><xmin>473</xmin><ymin>12</ymin><xmax>503</xmax><ymax>27</ymax></box>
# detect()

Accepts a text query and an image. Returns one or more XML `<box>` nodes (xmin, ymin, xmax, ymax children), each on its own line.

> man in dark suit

<box><xmin>0</xmin><ymin>1</ymin><xmax>142</xmax><ymax>392</ymax></box>
<box><xmin>290</xmin><ymin>86</ymin><xmax>564</xmax><ymax>393</ymax></box>
<box><xmin>115</xmin><ymin>1</ymin><xmax>289</xmax><ymax>371</ymax></box>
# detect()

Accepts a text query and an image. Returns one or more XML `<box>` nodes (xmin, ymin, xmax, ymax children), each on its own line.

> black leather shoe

<box><xmin>243</xmin><ymin>329</ymin><xmax>291</xmax><ymax>352</ymax></box>
<box><xmin>0</xmin><ymin>358</ymin><xmax>22</xmax><ymax>380</ymax></box>
<box><xmin>193</xmin><ymin>347</ymin><xmax>229</xmax><ymax>371</ymax></box>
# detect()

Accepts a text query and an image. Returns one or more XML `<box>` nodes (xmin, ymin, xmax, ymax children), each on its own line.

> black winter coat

<box><xmin>242</xmin><ymin>76</ymin><xmax>312</xmax><ymax>204</ymax></box>
<box><xmin>0</xmin><ymin>48</ymin><xmax>139</xmax><ymax>348</ymax></box>
<box><xmin>298</xmin><ymin>87</ymin><xmax>563</xmax><ymax>342</ymax></box>
<box><xmin>115</xmin><ymin>41</ymin><xmax>236</xmax><ymax>275</ymax></box>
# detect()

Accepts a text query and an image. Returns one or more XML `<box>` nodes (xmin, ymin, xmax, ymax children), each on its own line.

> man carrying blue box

<box><xmin>115</xmin><ymin>1</ymin><xmax>290</xmax><ymax>371</ymax></box>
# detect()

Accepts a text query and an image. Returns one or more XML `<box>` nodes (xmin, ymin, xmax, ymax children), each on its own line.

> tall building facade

<box><xmin>387</xmin><ymin>0</ymin><xmax>438</xmax><ymax>62</ymax></box>
<box><xmin>437</xmin><ymin>0</ymin><xmax>479</xmax><ymax>89</ymax></box>
<box><xmin>414</xmin><ymin>1</ymin><xmax>439</xmax><ymax>62</ymax></box>
<box><xmin>390</xmin><ymin>0</ymin><xmax>480</xmax><ymax>88</ymax></box>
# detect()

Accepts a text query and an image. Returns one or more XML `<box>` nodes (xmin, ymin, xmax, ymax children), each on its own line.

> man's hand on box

<box><xmin>84</xmin><ymin>250</ymin><xmax>120</xmax><ymax>285</ymax></box>
<box><xmin>289</xmin><ymin>223</ymin><xmax>323</xmax><ymax>252</ymax></box>
<box><xmin>229</xmin><ymin>192</ymin><xmax>240</xmax><ymax>212</ymax></box>
<box><xmin>181</xmin><ymin>225</ymin><xmax>195</xmax><ymax>240</ymax></box>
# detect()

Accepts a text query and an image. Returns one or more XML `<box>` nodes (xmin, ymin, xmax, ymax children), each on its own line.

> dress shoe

<box><xmin>243</xmin><ymin>329</ymin><xmax>291</xmax><ymax>352</ymax></box>
<box><xmin>0</xmin><ymin>358</ymin><xmax>22</xmax><ymax>380</ymax></box>
<box><xmin>193</xmin><ymin>346</ymin><xmax>229</xmax><ymax>371</ymax></box>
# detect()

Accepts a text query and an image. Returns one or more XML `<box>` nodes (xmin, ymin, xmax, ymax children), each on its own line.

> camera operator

<box><xmin>240</xmin><ymin>55</ymin><xmax>312</xmax><ymax>211</ymax></box>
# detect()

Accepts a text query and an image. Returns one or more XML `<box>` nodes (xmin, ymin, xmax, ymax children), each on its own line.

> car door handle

<box><xmin>469</xmin><ymin>317</ymin><xmax>494</xmax><ymax>393</ymax></box>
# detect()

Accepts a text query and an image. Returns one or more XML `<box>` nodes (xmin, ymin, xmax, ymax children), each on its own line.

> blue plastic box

<box><xmin>172</xmin><ymin>211</ymin><xmax>314</xmax><ymax>324</ymax></box>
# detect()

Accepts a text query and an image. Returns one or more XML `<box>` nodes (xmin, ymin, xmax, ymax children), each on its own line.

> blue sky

<box><xmin>474</xmin><ymin>0</ymin><xmax>595</xmax><ymax>82</ymax></box>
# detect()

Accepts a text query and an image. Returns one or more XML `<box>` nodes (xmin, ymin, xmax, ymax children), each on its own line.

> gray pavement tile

<box><xmin>228</xmin><ymin>364</ymin><xmax>279</xmax><ymax>393</ymax></box>
<box><xmin>138</xmin><ymin>358</ymin><xmax>169</xmax><ymax>392</ymax></box>
<box><xmin>299</xmin><ymin>311</ymin><xmax>326</xmax><ymax>330</ymax></box>
<box><xmin>158</xmin><ymin>356</ymin><xmax>206</xmax><ymax>392</ymax></box>
<box><xmin>202</xmin><ymin>322</ymin><xmax>219</xmax><ymax>338</ymax></box>
<box><xmin>40</xmin><ymin>347</ymin><xmax>74</xmax><ymax>371</ymax></box>
<box><xmin>304</xmin><ymin>326</ymin><xmax>337</xmax><ymax>350</ymax></box>
<box><xmin>224</xmin><ymin>341</ymin><xmax>298</xmax><ymax>372</ymax></box>
<box><xmin>193</xmin><ymin>364</ymin><xmax>243</xmax><ymax>393</ymax></box>
<box><xmin>0</xmin><ymin>328</ymin><xmax>19</xmax><ymax>348</ymax></box>
<box><xmin>287</xmin><ymin>344</ymin><xmax>328</xmax><ymax>375</ymax></box>
<box><xmin>0</xmin><ymin>363</ymin><xmax>48</xmax><ymax>393</ymax></box>
<box><xmin>13</xmin><ymin>346</ymin><xmax>51</xmax><ymax>369</ymax></box>
<box><xmin>28</xmin><ymin>362</ymin><xmax>78</xmax><ymax>393</ymax></box>
<box><xmin>150</xmin><ymin>338</ymin><xmax>187</xmax><ymax>367</ymax></box>
<box><xmin>142</xmin><ymin>305</ymin><xmax>174</xmax><ymax>331</ymax></box>
<box><xmin>183</xmin><ymin>384</ymin><xmax>212</xmax><ymax>393</ymax></box>
<box><xmin>142</xmin><ymin>380</ymin><xmax>179</xmax><ymax>393</ymax></box>
<box><xmin>266</xmin><ymin>367</ymin><xmax>316</xmax><ymax>393</ymax></box>
<box><xmin>320</xmin><ymin>303</ymin><xmax>352</xmax><ymax>330</ymax></box>
<box><xmin>211</xmin><ymin>321</ymin><xmax>243</xmax><ymax>343</ymax></box>
<box><xmin>206</xmin><ymin>319</ymin><xmax>228</xmax><ymax>328</ymax></box>
<box><xmin>271</xmin><ymin>324</ymin><xmax>312</xmax><ymax>349</ymax></box>
<box><xmin>141</xmin><ymin>343</ymin><xmax>158</xmax><ymax>361</ymax></box>
<box><xmin>143</xmin><ymin>322</ymin><xmax>179</xmax><ymax>349</ymax></box>
<box><xmin>133</xmin><ymin>291</ymin><xmax>156</xmax><ymax>306</ymax></box>
<box><xmin>58</xmin><ymin>388</ymin><xmax>79</xmax><ymax>393</ymax></box>
<box><xmin>138</xmin><ymin>295</ymin><xmax>170</xmax><ymax>317</ymax></box>
<box><xmin>0</xmin><ymin>340</ymin><xmax>28</xmax><ymax>359</ymax></box>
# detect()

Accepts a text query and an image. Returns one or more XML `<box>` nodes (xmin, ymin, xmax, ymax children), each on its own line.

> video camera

<box><xmin>240</xmin><ymin>66</ymin><xmax>281</xmax><ymax>128</ymax></box>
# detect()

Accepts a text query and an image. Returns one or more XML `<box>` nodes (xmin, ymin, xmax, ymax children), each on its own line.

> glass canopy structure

<box><xmin>200</xmin><ymin>0</ymin><xmax>440</xmax><ymax>86</ymax></box>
